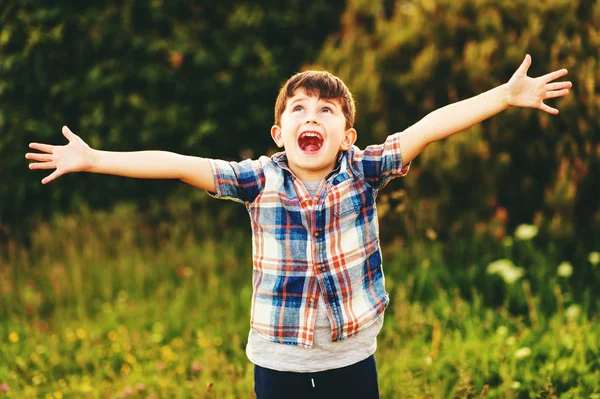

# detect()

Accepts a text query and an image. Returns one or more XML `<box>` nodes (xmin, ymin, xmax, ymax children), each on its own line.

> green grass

<box><xmin>1</xmin><ymin>203</ymin><xmax>599</xmax><ymax>398</ymax></box>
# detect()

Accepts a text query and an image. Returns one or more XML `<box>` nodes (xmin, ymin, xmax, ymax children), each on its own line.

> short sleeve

<box><xmin>354</xmin><ymin>132</ymin><xmax>410</xmax><ymax>191</ymax></box>
<box><xmin>207</xmin><ymin>157</ymin><xmax>267</xmax><ymax>205</ymax></box>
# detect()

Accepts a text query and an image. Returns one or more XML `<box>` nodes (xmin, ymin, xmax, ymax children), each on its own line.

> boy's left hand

<box><xmin>506</xmin><ymin>54</ymin><xmax>572</xmax><ymax>114</ymax></box>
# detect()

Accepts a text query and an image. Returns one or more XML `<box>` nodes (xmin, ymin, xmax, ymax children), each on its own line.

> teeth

<box><xmin>300</xmin><ymin>132</ymin><xmax>322</xmax><ymax>139</ymax></box>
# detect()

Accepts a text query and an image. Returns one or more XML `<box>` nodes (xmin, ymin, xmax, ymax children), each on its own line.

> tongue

<box><xmin>301</xmin><ymin>137</ymin><xmax>321</xmax><ymax>152</ymax></box>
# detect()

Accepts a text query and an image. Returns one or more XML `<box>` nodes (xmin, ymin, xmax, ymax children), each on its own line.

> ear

<box><xmin>340</xmin><ymin>128</ymin><xmax>357</xmax><ymax>150</ymax></box>
<box><xmin>271</xmin><ymin>125</ymin><xmax>284</xmax><ymax>148</ymax></box>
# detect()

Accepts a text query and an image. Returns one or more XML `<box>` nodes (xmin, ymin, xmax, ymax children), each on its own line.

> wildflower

<box><xmin>487</xmin><ymin>259</ymin><xmax>514</xmax><ymax>275</ymax></box>
<box><xmin>107</xmin><ymin>331</ymin><xmax>118</xmax><ymax>342</ymax></box>
<box><xmin>514</xmin><ymin>224</ymin><xmax>538</xmax><ymax>240</ymax></box>
<box><xmin>565</xmin><ymin>305</ymin><xmax>580</xmax><ymax>321</ymax></box>
<box><xmin>8</xmin><ymin>332</ymin><xmax>19</xmax><ymax>343</ymax></box>
<box><xmin>76</xmin><ymin>329</ymin><xmax>86</xmax><ymax>340</ymax></box>
<box><xmin>487</xmin><ymin>259</ymin><xmax>524</xmax><ymax>284</ymax></box>
<box><xmin>589</xmin><ymin>251</ymin><xmax>600</xmax><ymax>266</ymax></box>
<box><xmin>557</xmin><ymin>261</ymin><xmax>573</xmax><ymax>278</ymax></box>
<box><xmin>511</xmin><ymin>381</ymin><xmax>521</xmax><ymax>389</ymax></box>
<box><xmin>501</xmin><ymin>267</ymin><xmax>524</xmax><ymax>284</ymax></box>
<box><xmin>136</xmin><ymin>384</ymin><xmax>145</xmax><ymax>393</ymax></box>
<box><xmin>1</xmin><ymin>383</ymin><xmax>8</xmax><ymax>392</ymax></box>
<box><xmin>502</xmin><ymin>237</ymin><xmax>513</xmax><ymax>247</ymax></box>
<box><xmin>192</xmin><ymin>362</ymin><xmax>203</xmax><ymax>373</ymax></box>
<box><xmin>156</xmin><ymin>362</ymin><xmax>165</xmax><ymax>372</ymax></box>
<box><xmin>514</xmin><ymin>347</ymin><xmax>531</xmax><ymax>360</ymax></box>
<box><xmin>496</xmin><ymin>326</ymin><xmax>508</xmax><ymax>336</ymax></box>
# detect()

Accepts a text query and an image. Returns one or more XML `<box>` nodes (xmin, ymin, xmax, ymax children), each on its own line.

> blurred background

<box><xmin>1</xmin><ymin>0</ymin><xmax>599</xmax><ymax>398</ymax></box>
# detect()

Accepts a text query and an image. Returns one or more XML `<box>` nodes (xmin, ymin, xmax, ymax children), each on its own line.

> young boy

<box><xmin>26</xmin><ymin>54</ymin><xmax>570</xmax><ymax>398</ymax></box>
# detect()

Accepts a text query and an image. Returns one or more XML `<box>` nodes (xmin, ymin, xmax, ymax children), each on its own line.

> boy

<box><xmin>26</xmin><ymin>54</ymin><xmax>570</xmax><ymax>398</ymax></box>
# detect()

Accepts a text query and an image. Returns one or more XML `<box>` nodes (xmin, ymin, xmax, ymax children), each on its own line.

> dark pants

<box><xmin>254</xmin><ymin>355</ymin><xmax>379</xmax><ymax>399</ymax></box>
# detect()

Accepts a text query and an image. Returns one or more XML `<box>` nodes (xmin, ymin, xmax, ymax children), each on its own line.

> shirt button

<box><xmin>309</xmin><ymin>297</ymin><xmax>315</xmax><ymax>303</ymax></box>
<box><xmin>314</xmin><ymin>231</ymin><xmax>320</xmax><ymax>237</ymax></box>
<box><xmin>317</xmin><ymin>264</ymin><xmax>324</xmax><ymax>270</ymax></box>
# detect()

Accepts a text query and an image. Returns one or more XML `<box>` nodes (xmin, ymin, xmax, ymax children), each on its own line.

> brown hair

<box><xmin>274</xmin><ymin>70</ymin><xmax>356</xmax><ymax>129</ymax></box>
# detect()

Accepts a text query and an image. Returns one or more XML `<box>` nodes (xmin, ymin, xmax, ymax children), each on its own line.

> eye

<box><xmin>293</xmin><ymin>105</ymin><xmax>304</xmax><ymax>112</ymax></box>
<box><xmin>321</xmin><ymin>107</ymin><xmax>332</xmax><ymax>114</ymax></box>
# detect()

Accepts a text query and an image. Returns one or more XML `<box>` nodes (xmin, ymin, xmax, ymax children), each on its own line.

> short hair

<box><xmin>274</xmin><ymin>70</ymin><xmax>356</xmax><ymax>129</ymax></box>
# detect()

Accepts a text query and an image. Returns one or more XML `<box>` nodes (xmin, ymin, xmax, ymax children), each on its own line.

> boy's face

<box><xmin>271</xmin><ymin>89</ymin><xmax>357</xmax><ymax>182</ymax></box>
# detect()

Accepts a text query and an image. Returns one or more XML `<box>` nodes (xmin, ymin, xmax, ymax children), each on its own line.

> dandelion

<box><xmin>514</xmin><ymin>224</ymin><xmax>538</xmax><ymax>240</ymax></box>
<box><xmin>557</xmin><ymin>261</ymin><xmax>573</xmax><ymax>278</ymax></box>
<box><xmin>514</xmin><ymin>347</ymin><xmax>531</xmax><ymax>360</ymax></box>
<box><xmin>589</xmin><ymin>251</ymin><xmax>600</xmax><ymax>266</ymax></box>
<box><xmin>76</xmin><ymin>329</ymin><xmax>86</xmax><ymax>340</ymax></box>
<box><xmin>8</xmin><ymin>332</ymin><xmax>19</xmax><ymax>343</ymax></box>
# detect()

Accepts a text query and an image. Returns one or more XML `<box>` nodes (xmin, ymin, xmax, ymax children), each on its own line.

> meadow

<box><xmin>1</xmin><ymin>201</ymin><xmax>598</xmax><ymax>398</ymax></box>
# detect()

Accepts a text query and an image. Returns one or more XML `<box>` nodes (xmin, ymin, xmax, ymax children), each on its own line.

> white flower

<box><xmin>487</xmin><ymin>259</ymin><xmax>514</xmax><ymax>275</ymax></box>
<box><xmin>502</xmin><ymin>267</ymin><xmax>524</xmax><ymax>284</ymax></box>
<box><xmin>514</xmin><ymin>224</ymin><xmax>538</xmax><ymax>240</ymax></box>
<box><xmin>496</xmin><ymin>326</ymin><xmax>508</xmax><ymax>336</ymax></box>
<box><xmin>589</xmin><ymin>252</ymin><xmax>600</xmax><ymax>266</ymax></box>
<box><xmin>487</xmin><ymin>259</ymin><xmax>524</xmax><ymax>284</ymax></box>
<box><xmin>511</xmin><ymin>381</ymin><xmax>521</xmax><ymax>389</ymax></box>
<box><xmin>514</xmin><ymin>347</ymin><xmax>531</xmax><ymax>360</ymax></box>
<box><xmin>565</xmin><ymin>305</ymin><xmax>580</xmax><ymax>321</ymax></box>
<box><xmin>557</xmin><ymin>261</ymin><xmax>573</xmax><ymax>278</ymax></box>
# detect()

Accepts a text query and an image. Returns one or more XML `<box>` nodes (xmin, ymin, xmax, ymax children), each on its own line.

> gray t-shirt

<box><xmin>245</xmin><ymin>181</ymin><xmax>383</xmax><ymax>372</ymax></box>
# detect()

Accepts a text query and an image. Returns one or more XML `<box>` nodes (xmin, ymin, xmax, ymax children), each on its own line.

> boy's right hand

<box><xmin>26</xmin><ymin>125</ymin><xmax>93</xmax><ymax>184</ymax></box>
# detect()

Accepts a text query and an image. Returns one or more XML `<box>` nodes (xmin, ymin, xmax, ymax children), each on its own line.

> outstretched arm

<box><xmin>398</xmin><ymin>54</ymin><xmax>572</xmax><ymax>165</ymax></box>
<box><xmin>26</xmin><ymin>126</ymin><xmax>216</xmax><ymax>191</ymax></box>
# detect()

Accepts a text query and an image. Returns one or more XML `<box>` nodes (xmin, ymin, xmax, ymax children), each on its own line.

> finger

<box><xmin>515</xmin><ymin>54</ymin><xmax>532</xmax><ymax>76</ymax></box>
<box><xmin>545</xmin><ymin>89</ymin><xmax>570</xmax><ymax>99</ymax></box>
<box><xmin>541</xmin><ymin>68</ymin><xmax>568</xmax><ymax>83</ymax></box>
<box><xmin>29</xmin><ymin>161</ymin><xmax>56</xmax><ymax>170</ymax></box>
<box><xmin>546</xmin><ymin>81</ymin><xmax>572</xmax><ymax>91</ymax></box>
<box><xmin>42</xmin><ymin>170</ymin><xmax>63</xmax><ymax>185</ymax></box>
<box><xmin>62</xmin><ymin>125</ymin><xmax>77</xmax><ymax>141</ymax></box>
<box><xmin>29</xmin><ymin>142</ymin><xmax>55</xmax><ymax>154</ymax></box>
<box><xmin>539</xmin><ymin>102</ymin><xmax>559</xmax><ymax>115</ymax></box>
<box><xmin>25</xmin><ymin>152</ymin><xmax>53</xmax><ymax>162</ymax></box>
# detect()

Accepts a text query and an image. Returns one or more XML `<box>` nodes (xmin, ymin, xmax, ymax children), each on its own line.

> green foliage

<box><xmin>1</xmin><ymin>205</ymin><xmax>599</xmax><ymax>397</ymax></box>
<box><xmin>314</xmin><ymin>0</ymin><xmax>600</xmax><ymax>259</ymax></box>
<box><xmin>0</xmin><ymin>0</ymin><xmax>344</xmax><ymax>238</ymax></box>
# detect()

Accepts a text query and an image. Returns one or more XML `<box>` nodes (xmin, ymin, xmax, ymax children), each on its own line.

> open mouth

<box><xmin>298</xmin><ymin>132</ymin><xmax>324</xmax><ymax>153</ymax></box>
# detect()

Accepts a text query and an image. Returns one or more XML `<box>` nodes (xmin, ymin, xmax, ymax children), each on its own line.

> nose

<box><xmin>304</xmin><ymin>114</ymin><xmax>320</xmax><ymax>125</ymax></box>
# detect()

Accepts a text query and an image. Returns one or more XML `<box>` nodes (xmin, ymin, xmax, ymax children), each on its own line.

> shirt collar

<box><xmin>272</xmin><ymin>150</ymin><xmax>348</xmax><ymax>179</ymax></box>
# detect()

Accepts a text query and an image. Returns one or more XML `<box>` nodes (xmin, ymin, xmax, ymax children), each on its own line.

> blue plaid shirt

<box><xmin>208</xmin><ymin>132</ymin><xmax>409</xmax><ymax>347</ymax></box>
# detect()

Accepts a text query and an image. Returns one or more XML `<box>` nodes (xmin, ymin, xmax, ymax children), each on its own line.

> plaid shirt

<box><xmin>208</xmin><ymin>132</ymin><xmax>409</xmax><ymax>348</ymax></box>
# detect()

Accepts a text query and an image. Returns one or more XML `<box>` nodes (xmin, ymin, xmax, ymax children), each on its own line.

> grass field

<box><xmin>1</xmin><ymin>203</ymin><xmax>598</xmax><ymax>398</ymax></box>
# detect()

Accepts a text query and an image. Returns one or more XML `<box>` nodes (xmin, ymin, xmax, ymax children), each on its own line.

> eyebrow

<box><xmin>289</xmin><ymin>97</ymin><xmax>340</xmax><ymax>108</ymax></box>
